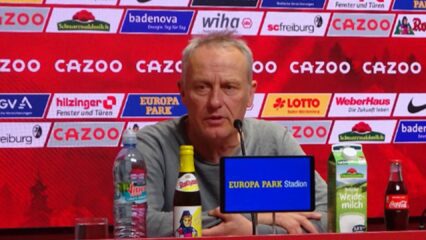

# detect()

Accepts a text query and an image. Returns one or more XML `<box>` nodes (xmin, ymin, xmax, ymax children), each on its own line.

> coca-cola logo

<box><xmin>386</xmin><ymin>195</ymin><xmax>409</xmax><ymax>209</ymax></box>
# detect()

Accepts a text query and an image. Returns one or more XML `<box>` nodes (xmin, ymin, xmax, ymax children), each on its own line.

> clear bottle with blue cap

<box><xmin>113</xmin><ymin>129</ymin><xmax>147</xmax><ymax>238</ymax></box>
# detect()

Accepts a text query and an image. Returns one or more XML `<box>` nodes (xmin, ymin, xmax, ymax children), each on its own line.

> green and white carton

<box><xmin>328</xmin><ymin>143</ymin><xmax>367</xmax><ymax>233</ymax></box>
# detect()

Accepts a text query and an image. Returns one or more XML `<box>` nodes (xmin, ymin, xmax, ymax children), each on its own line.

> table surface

<box><xmin>0</xmin><ymin>218</ymin><xmax>424</xmax><ymax>240</ymax></box>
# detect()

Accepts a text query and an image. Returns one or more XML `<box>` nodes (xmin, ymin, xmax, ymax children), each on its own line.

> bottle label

<box><xmin>173</xmin><ymin>206</ymin><xmax>202</xmax><ymax>238</ymax></box>
<box><xmin>385</xmin><ymin>194</ymin><xmax>409</xmax><ymax>209</ymax></box>
<box><xmin>117</xmin><ymin>170</ymin><xmax>147</xmax><ymax>204</ymax></box>
<box><xmin>176</xmin><ymin>173</ymin><xmax>199</xmax><ymax>192</ymax></box>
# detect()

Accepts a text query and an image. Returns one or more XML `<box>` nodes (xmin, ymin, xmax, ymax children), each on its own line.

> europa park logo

<box><xmin>338</xmin><ymin>121</ymin><xmax>385</xmax><ymax>142</ymax></box>
<box><xmin>57</xmin><ymin>10</ymin><xmax>110</xmax><ymax>31</ymax></box>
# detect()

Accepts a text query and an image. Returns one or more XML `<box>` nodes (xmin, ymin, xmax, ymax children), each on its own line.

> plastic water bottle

<box><xmin>113</xmin><ymin>129</ymin><xmax>147</xmax><ymax>238</ymax></box>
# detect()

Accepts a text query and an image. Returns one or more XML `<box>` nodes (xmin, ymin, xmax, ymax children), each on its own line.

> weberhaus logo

<box><xmin>57</xmin><ymin>10</ymin><xmax>110</xmax><ymax>31</ymax></box>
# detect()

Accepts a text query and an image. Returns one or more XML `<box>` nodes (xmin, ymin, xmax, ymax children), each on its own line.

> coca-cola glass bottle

<box><xmin>384</xmin><ymin>160</ymin><xmax>409</xmax><ymax>230</ymax></box>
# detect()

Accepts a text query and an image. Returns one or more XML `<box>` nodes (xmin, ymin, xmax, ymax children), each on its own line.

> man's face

<box><xmin>180</xmin><ymin>44</ymin><xmax>256</xmax><ymax>142</ymax></box>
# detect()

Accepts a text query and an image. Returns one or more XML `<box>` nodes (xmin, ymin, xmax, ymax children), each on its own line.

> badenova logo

<box><xmin>120</xmin><ymin>0</ymin><xmax>190</xmax><ymax>7</ymax></box>
<box><xmin>274</xmin><ymin>120</ymin><xmax>332</xmax><ymax>144</ymax></box>
<box><xmin>191</xmin><ymin>0</ymin><xmax>258</xmax><ymax>7</ymax></box>
<box><xmin>0</xmin><ymin>7</ymin><xmax>49</xmax><ymax>32</ymax></box>
<box><xmin>327</xmin><ymin>13</ymin><xmax>395</xmax><ymax>37</ymax></box>
<box><xmin>261</xmin><ymin>0</ymin><xmax>326</xmax><ymax>9</ymax></box>
<box><xmin>393</xmin><ymin>15</ymin><xmax>426</xmax><ymax>37</ymax></box>
<box><xmin>394</xmin><ymin>120</ymin><xmax>426</xmax><ymax>143</ymax></box>
<box><xmin>329</xmin><ymin>120</ymin><xmax>396</xmax><ymax>144</ymax></box>
<box><xmin>327</xmin><ymin>0</ymin><xmax>391</xmax><ymax>11</ymax></box>
<box><xmin>122</xmin><ymin>94</ymin><xmax>187</xmax><ymax>118</ymax></box>
<box><xmin>121</xmin><ymin>10</ymin><xmax>193</xmax><ymax>34</ymax></box>
<box><xmin>393</xmin><ymin>0</ymin><xmax>426</xmax><ymax>11</ymax></box>
<box><xmin>0</xmin><ymin>122</ymin><xmax>51</xmax><ymax>148</ymax></box>
<box><xmin>261</xmin><ymin>93</ymin><xmax>331</xmax><ymax>117</ymax></box>
<box><xmin>191</xmin><ymin>10</ymin><xmax>263</xmax><ymax>36</ymax></box>
<box><xmin>46</xmin><ymin>8</ymin><xmax>123</xmax><ymax>33</ymax></box>
<box><xmin>47</xmin><ymin>93</ymin><xmax>124</xmax><ymax>119</ymax></box>
<box><xmin>46</xmin><ymin>0</ymin><xmax>117</xmax><ymax>5</ymax></box>
<box><xmin>393</xmin><ymin>93</ymin><xmax>426</xmax><ymax>116</ymax></box>
<box><xmin>260</xmin><ymin>12</ymin><xmax>330</xmax><ymax>36</ymax></box>
<box><xmin>47</xmin><ymin>122</ymin><xmax>124</xmax><ymax>147</ymax></box>
<box><xmin>328</xmin><ymin>93</ymin><xmax>396</xmax><ymax>117</ymax></box>
<box><xmin>0</xmin><ymin>94</ymin><xmax>49</xmax><ymax>118</ymax></box>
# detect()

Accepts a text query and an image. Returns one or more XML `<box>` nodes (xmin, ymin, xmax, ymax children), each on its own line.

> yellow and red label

<box><xmin>261</xmin><ymin>93</ymin><xmax>331</xmax><ymax>117</ymax></box>
<box><xmin>176</xmin><ymin>173</ymin><xmax>199</xmax><ymax>192</ymax></box>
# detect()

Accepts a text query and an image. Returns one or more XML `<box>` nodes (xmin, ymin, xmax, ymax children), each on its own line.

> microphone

<box><xmin>233</xmin><ymin>119</ymin><xmax>246</xmax><ymax>156</ymax></box>
<box><xmin>233</xmin><ymin>119</ymin><xmax>257</xmax><ymax>235</ymax></box>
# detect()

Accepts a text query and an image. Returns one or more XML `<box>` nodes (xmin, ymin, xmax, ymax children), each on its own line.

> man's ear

<box><xmin>247</xmin><ymin>80</ymin><xmax>257</xmax><ymax>107</ymax></box>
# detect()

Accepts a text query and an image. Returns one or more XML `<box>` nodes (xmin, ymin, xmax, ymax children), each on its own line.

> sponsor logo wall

<box><xmin>1</xmin><ymin>0</ymin><xmax>426</xmax><ymax>229</ymax></box>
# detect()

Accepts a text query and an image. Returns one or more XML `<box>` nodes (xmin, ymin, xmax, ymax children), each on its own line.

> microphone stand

<box><xmin>234</xmin><ymin>120</ymin><xmax>257</xmax><ymax>235</ymax></box>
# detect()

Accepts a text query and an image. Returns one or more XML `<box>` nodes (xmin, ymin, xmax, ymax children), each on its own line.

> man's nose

<box><xmin>207</xmin><ymin>87</ymin><xmax>223</xmax><ymax>109</ymax></box>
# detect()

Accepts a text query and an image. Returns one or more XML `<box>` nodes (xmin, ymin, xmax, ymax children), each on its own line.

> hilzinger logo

<box><xmin>47</xmin><ymin>94</ymin><xmax>124</xmax><ymax>119</ymax></box>
<box><xmin>408</xmin><ymin>98</ymin><xmax>426</xmax><ymax>113</ymax></box>
<box><xmin>56</xmin><ymin>96</ymin><xmax>116</xmax><ymax>110</ymax></box>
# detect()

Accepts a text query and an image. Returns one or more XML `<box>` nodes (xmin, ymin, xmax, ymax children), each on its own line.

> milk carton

<box><xmin>328</xmin><ymin>143</ymin><xmax>367</xmax><ymax>233</ymax></box>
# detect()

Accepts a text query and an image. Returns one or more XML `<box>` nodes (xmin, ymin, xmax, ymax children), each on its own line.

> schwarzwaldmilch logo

<box><xmin>57</xmin><ymin>10</ymin><xmax>110</xmax><ymax>31</ymax></box>
<box><xmin>340</xmin><ymin>168</ymin><xmax>364</xmax><ymax>178</ymax></box>
<box><xmin>408</xmin><ymin>98</ymin><xmax>426</xmax><ymax>113</ymax></box>
<box><xmin>338</xmin><ymin>121</ymin><xmax>385</xmax><ymax>142</ymax></box>
<box><xmin>394</xmin><ymin>16</ymin><xmax>414</xmax><ymax>35</ymax></box>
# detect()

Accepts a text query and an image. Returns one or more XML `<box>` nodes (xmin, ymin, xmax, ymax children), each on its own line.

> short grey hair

<box><xmin>180</xmin><ymin>32</ymin><xmax>253</xmax><ymax>86</ymax></box>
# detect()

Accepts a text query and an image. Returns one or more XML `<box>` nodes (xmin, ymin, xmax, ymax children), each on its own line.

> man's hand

<box><xmin>202</xmin><ymin>207</ymin><xmax>252</xmax><ymax>236</ymax></box>
<box><xmin>258</xmin><ymin>212</ymin><xmax>322</xmax><ymax>234</ymax></box>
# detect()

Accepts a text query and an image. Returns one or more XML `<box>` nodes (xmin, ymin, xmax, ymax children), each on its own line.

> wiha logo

<box><xmin>202</xmin><ymin>13</ymin><xmax>252</xmax><ymax>29</ymax></box>
<box><xmin>339</xmin><ymin>121</ymin><xmax>385</xmax><ymax>142</ymax></box>
<box><xmin>0</xmin><ymin>7</ymin><xmax>49</xmax><ymax>32</ymax></box>
<box><xmin>57</xmin><ymin>10</ymin><xmax>110</xmax><ymax>31</ymax></box>
<box><xmin>192</xmin><ymin>11</ymin><xmax>262</xmax><ymax>35</ymax></box>
<box><xmin>122</xmin><ymin>94</ymin><xmax>187</xmax><ymax>118</ymax></box>
<box><xmin>261</xmin><ymin>93</ymin><xmax>331</xmax><ymax>117</ymax></box>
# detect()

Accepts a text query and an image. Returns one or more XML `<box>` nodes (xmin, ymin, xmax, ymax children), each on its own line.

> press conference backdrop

<box><xmin>0</xmin><ymin>0</ymin><xmax>425</xmax><ymax>228</ymax></box>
